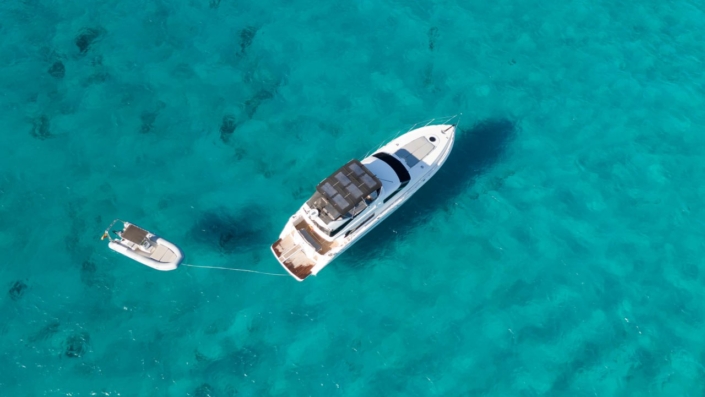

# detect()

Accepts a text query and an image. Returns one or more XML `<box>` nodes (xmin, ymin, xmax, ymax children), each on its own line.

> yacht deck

<box><xmin>271</xmin><ymin>218</ymin><xmax>338</xmax><ymax>280</ymax></box>
<box><xmin>272</xmin><ymin>233</ymin><xmax>314</xmax><ymax>280</ymax></box>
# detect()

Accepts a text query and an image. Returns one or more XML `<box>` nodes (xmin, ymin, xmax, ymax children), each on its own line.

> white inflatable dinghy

<box><xmin>102</xmin><ymin>219</ymin><xmax>183</xmax><ymax>271</ymax></box>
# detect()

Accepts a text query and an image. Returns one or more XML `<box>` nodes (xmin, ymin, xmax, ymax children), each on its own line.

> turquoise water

<box><xmin>2</xmin><ymin>0</ymin><xmax>705</xmax><ymax>394</ymax></box>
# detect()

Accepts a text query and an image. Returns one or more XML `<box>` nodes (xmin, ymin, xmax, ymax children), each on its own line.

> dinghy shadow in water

<box><xmin>102</xmin><ymin>219</ymin><xmax>183</xmax><ymax>271</ymax></box>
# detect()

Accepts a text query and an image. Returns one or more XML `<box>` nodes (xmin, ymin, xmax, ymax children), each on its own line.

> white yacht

<box><xmin>271</xmin><ymin>116</ymin><xmax>458</xmax><ymax>281</ymax></box>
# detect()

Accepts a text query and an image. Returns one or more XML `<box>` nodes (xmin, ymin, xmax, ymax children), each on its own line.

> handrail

<box><xmin>101</xmin><ymin>218</ymin><xmax>124</xmax><ymax>240</ymax></box>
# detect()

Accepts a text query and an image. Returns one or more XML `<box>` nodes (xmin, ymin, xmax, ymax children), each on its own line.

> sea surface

<box><xmin>2</xmin><ymin>0</ymin><xmax>705</xmax><ymax>395</ymax></box>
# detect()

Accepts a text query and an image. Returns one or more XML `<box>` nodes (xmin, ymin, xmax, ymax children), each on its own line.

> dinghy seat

<box><xmin>122</xmin><ymin>224</ymin><xmax>149</xmax><ymax>244</ymax></box>
<box><xmin>150</xmin><ymin>244</ymin><xmax>176</xmax><ymax>262</ymax></box>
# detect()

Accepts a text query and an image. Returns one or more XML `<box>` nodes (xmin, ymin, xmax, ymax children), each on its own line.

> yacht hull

<box><xmin>272</xmin><ymin>118</ymin><xmax>457</xmax><ymax>281</ymax></box>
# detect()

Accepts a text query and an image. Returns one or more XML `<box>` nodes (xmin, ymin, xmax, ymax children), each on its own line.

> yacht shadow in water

<box><xmin>342</xmin><ymin>118</ymin><xmax>517</xmax><ymax>266</ymax></box>
<box><xmin>191</xmin><ymin>206</ymin><xmax>270</xmax><ymax>254</ymax></box>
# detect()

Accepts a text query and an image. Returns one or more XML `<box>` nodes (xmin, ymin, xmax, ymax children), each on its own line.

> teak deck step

<box><xmin>272</xmin><ymin>232</ymin><xmax>314</xmax><ymax>280</ymax></box>
<box><xmin>283</xmin><ymin>250</ymin><xmax>314</xmax><ymax>280</ymax></box>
